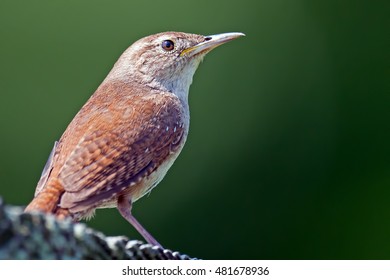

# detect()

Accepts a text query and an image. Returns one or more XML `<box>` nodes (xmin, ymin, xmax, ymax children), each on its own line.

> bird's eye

<box><xmin>161</xmin><ymin>40</ymin><xmax>175</xmax><ymax>51</ymax></box>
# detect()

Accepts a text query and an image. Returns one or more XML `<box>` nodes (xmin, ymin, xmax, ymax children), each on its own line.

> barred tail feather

<box><xmin>24</xmin><ymin>179</ymin><xmax>65</xmax><ymax>215</ymax></box>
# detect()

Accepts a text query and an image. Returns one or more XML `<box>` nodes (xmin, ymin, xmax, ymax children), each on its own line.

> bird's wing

<box><xmin>58</xmin><ymin>94</ymin><xmax>185</xmax><ymax>213</ymax></box>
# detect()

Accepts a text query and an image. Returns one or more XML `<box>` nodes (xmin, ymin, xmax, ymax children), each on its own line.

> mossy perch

<box><xmin>0</xmin><ymin>198</ymin><xmax>194</xmax><ymax>260</ymax></box>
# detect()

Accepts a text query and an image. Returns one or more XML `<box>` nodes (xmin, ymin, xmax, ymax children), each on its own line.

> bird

<box><xmin>25</xmin><ymin>31</ymin><xmax>245</xmax><ymax>247</ymax></box>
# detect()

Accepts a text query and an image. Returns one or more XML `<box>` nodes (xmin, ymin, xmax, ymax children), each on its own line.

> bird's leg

<box><xmin>117</xmin><ymin>196</ymin><xmax>163</xmax><ymax>248</ymax></box>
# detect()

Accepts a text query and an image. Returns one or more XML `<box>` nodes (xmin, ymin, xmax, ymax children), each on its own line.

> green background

<box><xmin>0</xmin><ymin>0</ymin><xmax>388</xmax><ymax>259</ymax></box>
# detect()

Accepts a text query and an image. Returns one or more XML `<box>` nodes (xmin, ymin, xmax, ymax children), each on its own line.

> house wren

<box><xmin>25</xmin><ymin>31</ymin><xmax>245</xmax><ymax>247</ymax></box>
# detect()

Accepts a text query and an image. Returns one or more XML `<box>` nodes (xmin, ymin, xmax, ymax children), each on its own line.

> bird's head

<box><xmin>106</xmin><ymin>31</ymin><xmax>244</xmax><ymax>100</ymax></box>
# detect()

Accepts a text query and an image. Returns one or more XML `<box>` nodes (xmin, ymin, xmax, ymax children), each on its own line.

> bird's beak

<box><xmin>180</xmin><ymin>32</ymin><xmax>245</xmax><ymax>57</ymax></box>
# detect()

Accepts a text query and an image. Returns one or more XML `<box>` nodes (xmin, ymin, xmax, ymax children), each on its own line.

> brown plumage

<box><xmin>27</xmin><ymin>81</ymin><xmax>186</xmax><ymax>217</ymax></box>
<box><xmin>25</xmin><ymin>31</ymin><xmax>244</xmax><ymax>247</ymax></box>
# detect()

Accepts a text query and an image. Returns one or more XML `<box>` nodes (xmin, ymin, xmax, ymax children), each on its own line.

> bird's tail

<box><xmin>24</xmin><ymin>179</ymin><xmax>70</xmax><ymax>218</ymax></box>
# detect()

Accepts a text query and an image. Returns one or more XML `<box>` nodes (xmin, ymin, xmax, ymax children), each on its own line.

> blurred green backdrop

<box><xmin>0</xmin><ymin>0</ymin><xmax>388</xmax><ymax>259</ymax></box>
